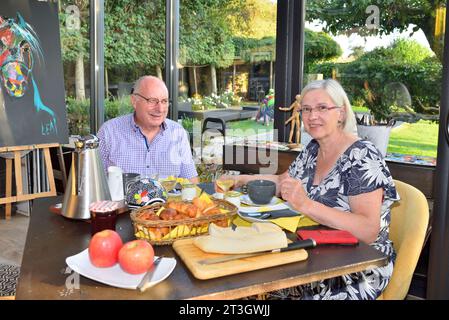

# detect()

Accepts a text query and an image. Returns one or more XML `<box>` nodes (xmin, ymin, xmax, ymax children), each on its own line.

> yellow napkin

<box><xmin>162</xmin><ymin>176</ymin><xmax>190</xmax><ymax>185</ymax></box>
<box><xmin>233</xmin><ymin>215</ymin><xmax>300</xmax><ymax>233</ymax></box>
<box><xmin>297</xmin><ymin>216</ymin><xmax>320</xmax><ymax>228</ymax></box>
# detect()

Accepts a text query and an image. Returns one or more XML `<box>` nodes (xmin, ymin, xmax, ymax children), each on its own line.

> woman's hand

<box><xmin>279</xmin><ymin>176</ymin><xmax>310</xmax><ymax>211</ymax></box>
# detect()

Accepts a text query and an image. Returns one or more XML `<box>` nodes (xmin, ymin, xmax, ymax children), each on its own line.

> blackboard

<box><xmin>0</xmin><ymin>0</ymin><xmax>69</xmax><ymax>148</ymax></box>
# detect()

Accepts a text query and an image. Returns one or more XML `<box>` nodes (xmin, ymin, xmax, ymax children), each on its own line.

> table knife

<box><xmin>137</xmin><ymin>256</ymin><xmax>163</xmax><ymax>292</ymax></box>
<box><xmin>197</xmin><ymin>239</ymin><xmax>316</xmax><ymax>265</ymax></box>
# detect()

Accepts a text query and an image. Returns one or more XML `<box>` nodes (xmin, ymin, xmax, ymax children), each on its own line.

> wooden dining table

<box><xmin>15</xmin><ymin>185</ymin><xmax>387</xmax><ymax>300</ymax></box>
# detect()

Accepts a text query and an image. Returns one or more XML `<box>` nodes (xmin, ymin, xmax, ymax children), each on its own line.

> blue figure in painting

<box><xmin>0</xmin><ymin>13</ymin><xmax>57</xmax><ymax>136</ymax></box>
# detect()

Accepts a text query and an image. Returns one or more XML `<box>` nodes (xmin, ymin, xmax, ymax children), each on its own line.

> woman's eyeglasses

<box><xmin>133</xmin><ymin>93</ymin><xmax>169</xmax><ymax>107</ymax></box>
<box><xmin>300</xmin><ymin>105</ymin><xmax>341</xmax><ymax>116</ymax></box>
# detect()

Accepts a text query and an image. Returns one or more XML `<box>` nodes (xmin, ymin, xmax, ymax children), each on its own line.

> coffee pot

<box><xmin>61</xmin><ymin>134</ymin><xmax>111</xmax><ymax>220</ymax></box>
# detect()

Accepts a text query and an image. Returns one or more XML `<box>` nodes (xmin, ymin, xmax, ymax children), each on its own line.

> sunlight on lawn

<box><xmin>227</xmin><ymin>119</ymin><xmax>273</xmax><ymax>137</ymax></box>
<box><xmin>388</xmin><ymin>120</ymin><xmax>438</xmax><ymax>157</ymax></box>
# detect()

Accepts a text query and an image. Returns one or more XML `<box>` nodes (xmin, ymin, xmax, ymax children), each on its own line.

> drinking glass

<box><xmin>215</xmin><ymin>170</ymin><xmax>239</xmax><ymax>194</ymax></box>
<box><xmin>160</xmin><ymin>176</ymin><xmax>178</xmax><ymax>198</ymax></box>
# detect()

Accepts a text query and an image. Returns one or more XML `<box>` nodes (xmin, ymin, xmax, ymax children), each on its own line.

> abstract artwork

<box><xmin>0</xmin><ymin>1</ymin><xmax>68</xmax><ymax>148</ymax></box>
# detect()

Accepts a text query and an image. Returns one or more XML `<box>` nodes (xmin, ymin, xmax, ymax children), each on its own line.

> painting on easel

<box><xmin>0</xmin><ymin>0</ymin><xmax>68</xmax><ymax>148</ymax></box>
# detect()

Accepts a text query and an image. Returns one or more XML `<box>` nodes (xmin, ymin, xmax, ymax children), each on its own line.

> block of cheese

<box><xmin>193</xmin><ymin>222</ymin><xmax>288</xmax><ymax>254</ymax></box>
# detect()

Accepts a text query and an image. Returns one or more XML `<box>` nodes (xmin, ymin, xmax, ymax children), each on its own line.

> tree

<box><xmin>350</xmin><ymin>45</ymin><xmax>365</xmax><ymax>59</ymax></box>
<box><xmin>59</xmin><ymin>0</ymin><xmax>89</xmax><ymax>100</ymax></box>
<box><xmin>310</xmin><ymin>39</ymin><xmax>442</xmax><ymax>122</ymax></box>
<box><xmin>233</xmin><ymin>29</ymin><xmax>342</xmax><ymax>69</ymax></box>
<box><xmin>304</xmin><ymin>29</ymin><xmax>343</xmax><ymax>70</ymax></box>
<box><xmin>60</xmin><ymin>0</ymin><xmax>246</xmax><ymax>98</ymax></box>
<box><xmin>306</xmin><ymin>0</ymin><xmax>447</xmax><ymax>61</ymax></box>
<box><xmin>180</xmin><ymin>0</ymin><xmax>249</xmax><ymax>95</ymax></box>
<box><xmin>104</xmin><ymin>0</ymin><xmax>165</xmax><ymax>85</ymax></box>
<box><xmin>229</xmin><ymin>0</ymin><xmax>277</xmax><ymax>39</ymax></box>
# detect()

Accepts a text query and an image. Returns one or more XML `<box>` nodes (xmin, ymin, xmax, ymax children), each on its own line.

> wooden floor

<box><xmin>0</xmin><ymin>206</ymin><xmax>29</xmax><ymax>267</ymax></box>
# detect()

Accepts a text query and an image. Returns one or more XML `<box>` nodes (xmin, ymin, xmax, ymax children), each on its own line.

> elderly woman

<box><xmin>217</xmin><ymin>79</ymin><xmax>399</xmax><ymax>300</ymax></box>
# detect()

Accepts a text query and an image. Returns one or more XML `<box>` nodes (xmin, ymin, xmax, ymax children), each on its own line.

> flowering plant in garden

<box><xmin>180</xmin><ymin>91</ymin><xmax>242</xmax><ymax>111</ymax></box>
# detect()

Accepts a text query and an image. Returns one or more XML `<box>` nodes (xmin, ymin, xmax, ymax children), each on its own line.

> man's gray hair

<box><xmin>132</xmin><ymin>75</ymin><xmax>165</xmax><ymax>93</ymax></box>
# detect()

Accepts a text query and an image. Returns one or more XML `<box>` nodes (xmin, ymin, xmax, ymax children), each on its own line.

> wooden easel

<box><xmin>0</xmin><ymin>143</ymin><xmax>60</xmax><ymax>219</ymax></box>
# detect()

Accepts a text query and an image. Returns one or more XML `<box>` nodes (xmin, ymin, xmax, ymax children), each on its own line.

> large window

<box><xmin>179</xmin><ymin>0</ymin><xmax>278</xmax><ymax>169</ymax></box>
<box><xmin>60</xmin><ymin>0</ymin><xmax>167</xmax><ymax>136</ymax></box>
<box><xmin>304</xmin><ymin>2</ymin><xmax>443</xmax><ymax>161</ymax></box>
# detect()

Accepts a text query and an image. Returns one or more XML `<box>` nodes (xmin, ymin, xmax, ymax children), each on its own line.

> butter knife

<box><xmin>137</xmin><ymin>256</ymin><xmax>163</xmax><ymax>292</ymax></box>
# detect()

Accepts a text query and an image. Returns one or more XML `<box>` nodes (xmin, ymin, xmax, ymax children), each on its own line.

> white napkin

<box><xmin>193</xmin><ymin>223</ymin><xmax>288</xmax><ymax>254</ymax></box>
<box><xmin>107</xmin><ymin>166</ymin><xmax>124</xmax><ymax>201</ymax></box>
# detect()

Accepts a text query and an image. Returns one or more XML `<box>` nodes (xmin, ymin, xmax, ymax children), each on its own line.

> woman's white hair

<box><xmin>300</xmin><ymin>79</ymin><xmax>358</xmax><ymax>135</ymax></box>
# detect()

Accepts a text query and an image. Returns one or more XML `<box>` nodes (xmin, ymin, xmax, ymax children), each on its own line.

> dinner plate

<box><xmin>238</xmin><ymin>208</ymin><xmax>301</xmax><ymax>223</ymax></box>
<box><xmin>240</xmin><ymin>194</ymin><xmax>280</xmax><ymax>207</ymax></box>
<box><xmin>66</xmin><ymin>249</ymin><xmax>176</xmax><ymax>290</ymax></box>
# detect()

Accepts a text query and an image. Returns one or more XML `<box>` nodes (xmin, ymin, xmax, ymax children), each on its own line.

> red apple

<box><xmin>88</xmin><ymin>230</ymin><xmax>123</xmax><ymax>268</ymax></box>
<box><xmin>118</xmin><ymin>240</ymin><xmax>154</xmax><ymax>274</ymax></box>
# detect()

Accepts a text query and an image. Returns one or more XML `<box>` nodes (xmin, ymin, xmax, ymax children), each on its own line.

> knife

<box><xmin>137</xmin><ymin>256</ymin><xmax>163</xmax><ymax>292</ymax></box>
<box><xmin>197</xmin><ymin>239</ymin><xmax>316</xmax><ymax>265</ymax></box>
<box><xmin>244</xmin><ymin>208</ymin><xmax>301</xmax><ymax>219</ymax></box>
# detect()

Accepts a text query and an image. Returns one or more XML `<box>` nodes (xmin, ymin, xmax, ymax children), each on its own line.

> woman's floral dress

<box><xmin>269</xmin><ymin>139</ymin><xmax>399</xmax><ymax>300</ymax></box>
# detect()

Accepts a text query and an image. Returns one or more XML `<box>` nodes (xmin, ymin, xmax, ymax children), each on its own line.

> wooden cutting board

<box><xmin>172</xmin><ymin>238</ymin><xmax>308</xmax><ymax>280</ymax></box>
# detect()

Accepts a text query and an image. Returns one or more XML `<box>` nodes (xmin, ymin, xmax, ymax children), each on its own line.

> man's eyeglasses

<box><xmin>300</xmin><ymin>105</ymin><xmax>341</xmax><ymax>116</ymax></box>
<box><xmin>133</xmin><ymin>93</ymin><xmax>169</xmax><ymax>107</ymax></box>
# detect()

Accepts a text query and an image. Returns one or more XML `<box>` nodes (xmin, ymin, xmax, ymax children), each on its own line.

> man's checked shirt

<box><xmin>97</xmin><ymin>113</ymin><xmax>197</xmax><ymax>179</ymax></box>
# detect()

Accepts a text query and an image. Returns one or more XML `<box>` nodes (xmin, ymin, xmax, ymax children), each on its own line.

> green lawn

<box><xmin>227</xmin><ymin>119</ymin><xmax>273</xmax><ymax>136</ymax></box>
<box><xmin>228</xmin><ymin>119</ymin><xmax>438</xmax><ymax>158</ymax></box>
<box><xmin>388</xmin><ymin>120</ymin><xmax>438</xmax><ymax>157</ymax></box>
<box><xmin>352</xmin><ymin>106</ymin><xmax>370</xmax><ymax>113</ymax></box>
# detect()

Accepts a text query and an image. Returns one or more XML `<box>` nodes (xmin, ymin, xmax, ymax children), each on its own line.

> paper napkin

<box><xmin>233</xmin><ymin>212</ymin><xmax>319</xmax><ymax>232</ymax></box>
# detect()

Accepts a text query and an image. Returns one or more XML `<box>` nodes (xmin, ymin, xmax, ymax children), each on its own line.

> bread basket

<box><xmin>130</xmin><ymin>199</ymin><xmax>238</xmax><ymax>245</ymax></box>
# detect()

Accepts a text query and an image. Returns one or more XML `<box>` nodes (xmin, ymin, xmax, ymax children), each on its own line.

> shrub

<box><xmin>310</xmin><ymin>39</ymin><xmax>442</xmax><ymax>122</ymax></box>
<box><xmin>66</xmin><ymin>96</ymin><xmax>134</xmax><ymax>135</ymax></box>
<box><xmin>66</xmin><ymin>97</ymin><xmax>90</xmax><ymax>136</ymax></box>
<box><xmin>105</xmin><ymin>96</ymin><xmax>134</xmax><ymax>120</ymax></box>
<box><xmin>181</xmin><ymin>116</ymin><xmax>197</xmax><ymax>133</ymax></box>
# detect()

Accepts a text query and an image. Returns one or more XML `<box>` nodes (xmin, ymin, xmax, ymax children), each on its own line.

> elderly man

<box><xmin>98</xmin><ymin>75</ymin><xmax>199</xmax><ymax>183</ymax></box>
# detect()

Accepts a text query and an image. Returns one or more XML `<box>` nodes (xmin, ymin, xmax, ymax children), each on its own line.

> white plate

<box><xmin>66</xmin><ymin>249</ymin><xmax>176</xmax><ymax>290</ymax></box>
<box><xmin>237</xmin><ymin>211</ymin><xmax>272</xmax><ymax>223</ymax></box>
<box><xmin>240</xmin><ymin>194</ymin><xmax>279</xmax><ymax>207</ymax></box>
<box><xmin>212</xmin><ymin>192</ymin><xmax>225</xmax><ymax>200</ymax></box>
<box><xmin>238</xmin><ymin>202</ymin><xmax>292</xmax><ymax>213</ymax></box>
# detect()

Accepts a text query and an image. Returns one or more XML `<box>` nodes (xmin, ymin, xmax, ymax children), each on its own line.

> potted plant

<box><xmin>181</xmin><ymin>116</ymin><xmax>195</xmax><ymax>147</ymax></box>
<box><xmin>356</xmin><ymin>81</ymin><xmax>412</xmax><ymax>156</ymax></box>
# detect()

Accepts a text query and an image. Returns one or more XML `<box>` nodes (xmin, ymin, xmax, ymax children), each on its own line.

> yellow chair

<box><xmin>377</xmin><ymin>180</ymin><xmax>429</xmax><ymax>300</ymax></box>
